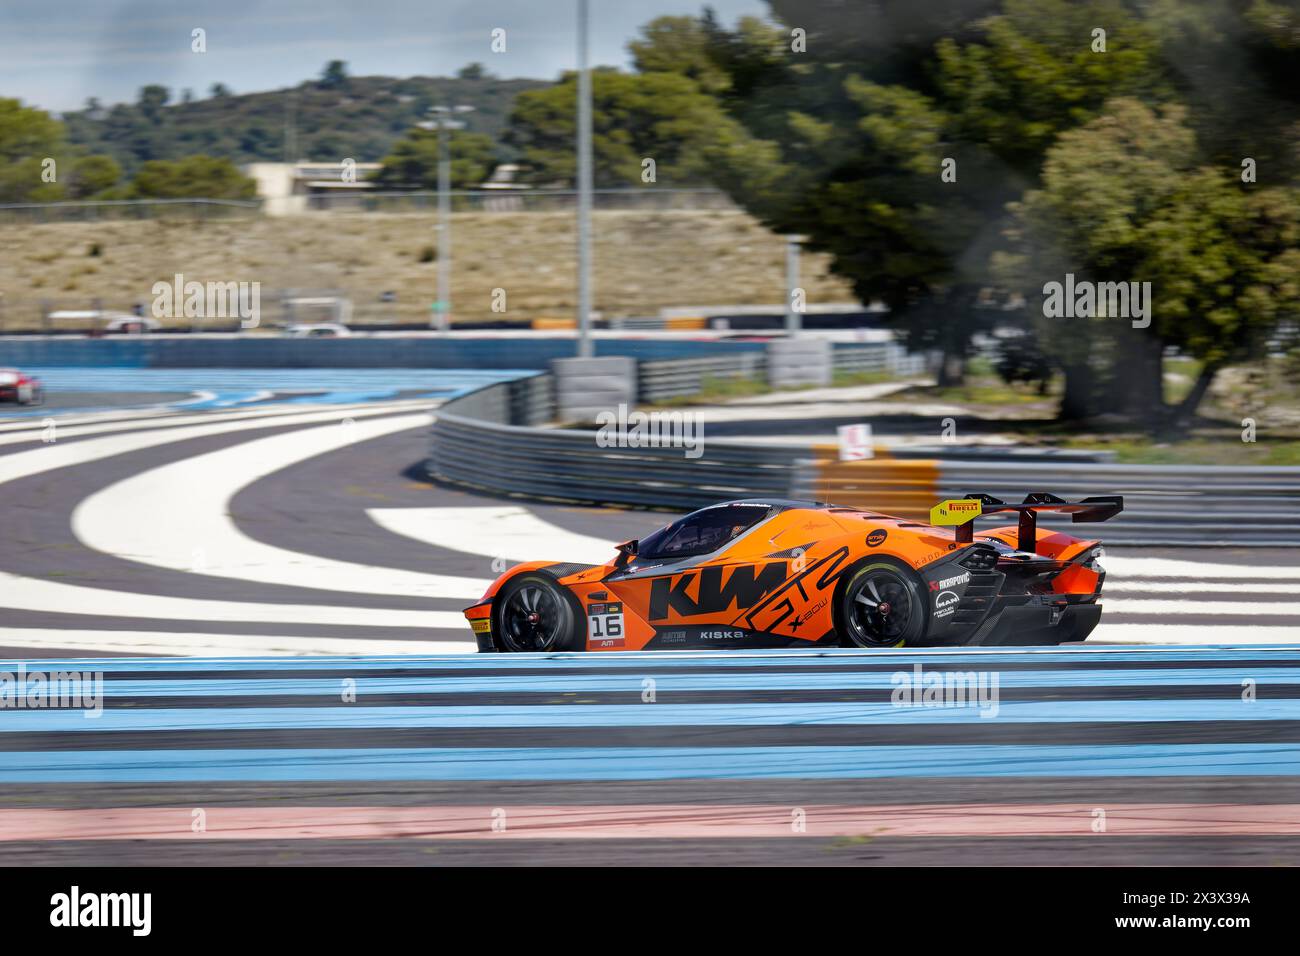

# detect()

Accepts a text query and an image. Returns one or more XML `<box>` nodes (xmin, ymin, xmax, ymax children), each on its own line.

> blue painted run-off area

<box><xmin>0</xmin><ymin>336</ymin><xmax>768</xmax><ymax>369</ymax></box>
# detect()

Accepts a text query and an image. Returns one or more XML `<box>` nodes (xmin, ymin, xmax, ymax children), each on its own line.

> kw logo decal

<box><xmin>742</xmin><ymin>546</ymin><xmax>851</xmax><ymax>632</ymax></box>
<box><xmin>648</xmin><ymin>562</ymin><xmax>788</xmax><ymax>621</ymax></box>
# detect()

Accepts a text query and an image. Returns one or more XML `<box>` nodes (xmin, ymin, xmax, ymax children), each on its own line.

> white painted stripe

<box><xmin>1105</xmin><ymin>556</ymin><xmax>1300</xmax><ymax>581</ymax></box>
<box><xmin>74</xmin><ymin>414</ymin><xmax>489</xmax><ymax>600</ymax></box>
<box><xmin>0</xmin><ymin>628</ymin><xmax>476</xmax><ymax>657</ymax></box>
<box><xmin>1109</xmin><ymin>581</ymin><xmax>1300</xmax><ymax>595</ymax></box>
<box><xmin>0</xmin><ymin>402</ymin><xmax>426</xmax><ymax>486</ymax></box>
<box><xmin>1103</xmin><ymin>599</ymin><xmax>1300</xmax><ymax>617</ymax></box>
<box><xmin>0</xmin><ymin>571</ymin><xmax>465</xmax><ymax>628</ymax></box>
<box><xmin>0</xmin><ymin>398</ymin><xmax>435</xmax><ymax>448</ymax></box>
<box><xmin>1092</xmin><ymin>623</ymin><xmax>1300</xmax><ymax>645</ymax></box>
<box><xmin>368</xmin><ymin>505</ymin><xmax>617</xmax><ymax>566</ymax></box>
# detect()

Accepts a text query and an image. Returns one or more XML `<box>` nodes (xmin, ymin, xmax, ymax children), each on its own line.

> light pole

<box><xmin>576</xmin><ymin>0</ymin><xmax>594</xmax><ymax>357</ymax></box>
<box><xmin>784</xmin><ymin>234</ymin><xmax>805</xmax><ymax>335</ymax></box>
<box><xmin>420</xmin><ymin>104</ymin><xmax>474</xmax><ymax>332</ymax></box>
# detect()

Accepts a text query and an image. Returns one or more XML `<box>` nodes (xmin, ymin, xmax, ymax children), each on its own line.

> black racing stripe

<box><xmin>4</xmin><ymin>720</ymin><xmax>1300</xmax><ymax>752</ymax></box>
<box><xmin>77</xmin><ymin>657</ymin><xmax>1300</xmax><ymax>681</ymax></box>
<box><xmin>0</xmin><ymin>410</ymin><xmax>461</xmax><ymax>611</ymax></box>
<box><xmin>0</xmin><ymin>610</ymin><xmax>468</xmax><ymax>640</ymax></box>
<box><xmin>90</xmin><ymin>683</ymin><xmax>1300</xmax><ymax>708</ymax></box>
<box><xmin>0</xmin><ymin>776</ymin><xmax>1295</xmax><ymax>808</ymax></box>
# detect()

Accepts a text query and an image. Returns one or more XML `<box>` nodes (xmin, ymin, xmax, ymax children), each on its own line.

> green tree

<box><xmin>137</xmin><ymin>85</ymin><xmax>171</xmax><ymax>123</ymax></box>
<box><xmin>67</xmin><ymin>153</ymin><xmax>122</xmax><ymax>199</ymax></box>
<box><xmin>371</xmin><ymin>128</ymin><xmax>497</xmax><ymax>189</ymax></box>
<box><xmin>691</xmin><ymin>1</ymin><xmax>1168</xmax><ymax>384</ymax></box>
<box><xmin>0</xmin><ymin>98</ymin><xmax>69</xmax><ymax>202</ymax></box>
<box><xmin>998</xmin><ymin>99</ymin><xmax>1300</xmax><ymax>428</ymax></box>
<box><xmin>319</xmin><ymin>60</ymin><xmax>349</xmax><ymax>90</ymax></box>
<box><xmin>628</xmin><ymin>16</ymin><xmax>733</xmax><ymax>95</ymax></box>
<box><xmin>128</xmin><ymin>155</ymin><xmax>257</xmax><ymax>199</ymax></box>
<box><xmin>505</xmin><ymin>69</ymin><xmax>743</xmax><ymax>187</ymax></box>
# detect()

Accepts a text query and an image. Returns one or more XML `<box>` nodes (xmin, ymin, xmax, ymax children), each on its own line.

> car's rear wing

<box><xmin>931</xmin><ymin>493</ymin><xmax>1124</xmax><ymax>551</ymax></box>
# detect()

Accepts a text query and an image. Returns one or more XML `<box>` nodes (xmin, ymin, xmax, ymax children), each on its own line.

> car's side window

<box><xmin>640</xmin><ymin>505</ymin><xmax>769</xmax><ymax>560</ymax></box>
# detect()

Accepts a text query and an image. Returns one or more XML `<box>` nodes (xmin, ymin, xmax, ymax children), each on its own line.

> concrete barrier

<box><xmin>767</xmin><ymin>338</ymin><xmax>831</xmax><ymax>388</ymax></box>
<box><xmin>552</xmin><ymin>356</ymin><xmax>637</xmax><ymax>423</ymax></box>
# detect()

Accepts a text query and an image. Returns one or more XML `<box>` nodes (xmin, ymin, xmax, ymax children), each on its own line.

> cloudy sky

<box><xmin>1</xmin><ymin>0</ymin><xmax>768</xmax><ymax>113</ymax></box>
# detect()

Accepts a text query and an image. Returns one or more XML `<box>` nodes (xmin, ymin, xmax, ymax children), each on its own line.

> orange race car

<box><xmin>463</xmin><ymin>493</ymin><xmax>1123</xmax><ymax>652</ymax></box>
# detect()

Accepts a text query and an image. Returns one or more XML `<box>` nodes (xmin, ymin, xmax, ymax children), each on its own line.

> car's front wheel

<box><xmin>493</xmin><ymin>574</ymin><xmax>583</xmax><ymax>652</ymax></box>
<box><xmin>839</xmin><ymin>561</ymin><xmax>927</xmax><ymax>648</ymax></box>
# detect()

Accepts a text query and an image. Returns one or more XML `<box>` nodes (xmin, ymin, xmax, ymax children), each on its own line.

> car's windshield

<box><xmin>637</xmin><ymin>504</ymin><xmax>770</xmax><ymax>560</ymax></box>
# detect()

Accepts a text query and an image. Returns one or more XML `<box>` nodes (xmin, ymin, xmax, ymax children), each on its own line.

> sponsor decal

<box><xmin>648</xmin><ymin>562</ymin><xmax>787</xmax><ymax>621</ymax></box>
<box><xmin>934</xmin><ymin>590</ymin><xmax>959</xmax><ymax>618</ymax></box>
<box><xmin>699</xmin><ymin>629</ymin><xmax>746</xmax><ymax>641</ymax></box>
<box><xmin>470</xmin><ymin>619</ymin><xmax>492</xmax><ymax>634</ymax></box>
<box><xmin>866</xmin><ymin>529</ymin><xmax>888</xmax><ymax>547</ymax></box>
<box><xmin>930</xmin><ymin>498</ymin><xmax>983</xmax><ymax>526</ymax></box>
<box><xmin>790</xmin><ymin>597</ymin><xmax>827</xmax><ymax>632</ymax></box>
<box><xmin>928</xmin><ymin>571</ymin><xmax>971</xmax><ymax>591</ymax></box>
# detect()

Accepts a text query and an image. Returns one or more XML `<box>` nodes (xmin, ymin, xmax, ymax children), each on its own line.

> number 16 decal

<box><xmin>587</xmin><ymin>602</ymin><xmax>625</xmax><ymax>648</ymax></box>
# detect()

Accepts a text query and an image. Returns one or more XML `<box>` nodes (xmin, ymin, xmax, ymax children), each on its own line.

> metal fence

<box><xmin>431</xmin><ymin>370</ymin><xmax>1300</xmax><ymax>545</ymax></box>
<box><xmin>0</xmin><ymin>198</ymin><xmax>263</xmax><ymax>224</ymax></box>
<box><xmin>307</xmin><ymin>187</ymin><xmax>737</xmax><ymax>214</ymax></box>
<box><xmin>0</xmin><ymin>189</ymin><xmax>735</xmax><ymax>224</ymax></box>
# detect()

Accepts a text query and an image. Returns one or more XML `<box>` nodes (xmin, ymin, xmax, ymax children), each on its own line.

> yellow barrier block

<box><xmin>665</xmin><ymin>315</ymin><xmax>707</xmax><ymax>330</ymax></box>
<box><xmin>532</xmin><ymin>317</ymin><xmax>576</xmax><ymax>330</ymax></box>
<box><xmin>808</xmin><ymin>445</ymin><xmax>940</xmax><ymax>518</ymax></box>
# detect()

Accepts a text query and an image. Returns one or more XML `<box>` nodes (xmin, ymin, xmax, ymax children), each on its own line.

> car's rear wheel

<box><xmin>839</xmin><ymin>562</ymin><xmax>927</xmax><ymax>648</ymax></box>
<box><xmin>494</xmin><ymin>574</ymin><xmax>582</xmax><ymax>653</ymax></box>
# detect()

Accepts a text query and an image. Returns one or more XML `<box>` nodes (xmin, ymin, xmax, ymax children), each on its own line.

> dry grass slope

<box><xmin>0</xmin><ymin>210</ymin><xmax>856</xmax><ymax>329</ymax></box>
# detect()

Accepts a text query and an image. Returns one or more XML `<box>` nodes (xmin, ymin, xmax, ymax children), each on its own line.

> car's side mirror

<box><xmin>614</xmin><ymin>539</ymin><xmax>638</xmax><ymax>568</ymax></box>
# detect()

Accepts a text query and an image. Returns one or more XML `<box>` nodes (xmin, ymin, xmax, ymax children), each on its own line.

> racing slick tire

<box><xmin>493</xmin><ymin>573</ymin><xmax>585</xmax><ymax>653</ymax></box>
<box><xmin>837</xmin><ymin>559</ymin><xmax>928</xmax><ymax>648</ymax></box>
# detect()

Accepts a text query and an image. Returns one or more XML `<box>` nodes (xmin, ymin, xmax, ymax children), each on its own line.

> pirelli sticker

<box><xmin>470</xmin><ymin>619</ymin><xmax>492</xmax><ymax>634</ymax></box>
<box><xmin>930</xmin><ymin>498</ymin><xmax>983</xmax><ymax>526</ymax></box>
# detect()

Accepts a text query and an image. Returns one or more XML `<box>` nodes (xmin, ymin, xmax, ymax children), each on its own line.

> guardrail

<box><xmin>430</xmin><ymin>374</ymin><xmax>1300</xmax><ymax>546</ymax></box>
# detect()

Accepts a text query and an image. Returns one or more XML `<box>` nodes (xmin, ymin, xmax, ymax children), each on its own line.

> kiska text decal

<box><xmin>648</xmin><ymin>562</ymin><xmax>787</xmax><ymax>621</ymax></box>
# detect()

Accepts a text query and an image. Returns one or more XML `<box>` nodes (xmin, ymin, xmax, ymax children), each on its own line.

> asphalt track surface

<box><xmin>0</xmin><ymin>390</ymin><xmax>1297</xmax><ymax>865</ymax></box>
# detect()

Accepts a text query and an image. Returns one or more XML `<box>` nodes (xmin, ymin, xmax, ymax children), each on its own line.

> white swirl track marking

<box><xmin>0</xmin><ymin>402</ymin><xmax>476</xmax><ymax>650</ymax></box>
<box><xmin>73</xmin><ymin>413</ymin><xmax>488</xmax><ymax>600</ymax></box>
<box><xmin>367</xmin><ymin>505</ymin><xmax>618</xmax><ymax>566</ymax></box>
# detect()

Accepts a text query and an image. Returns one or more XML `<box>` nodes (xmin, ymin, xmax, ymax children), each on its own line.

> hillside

<box><xmin>0</xmin><ymin>209</ymin><xmax>856</xmax><ymax>329</ymax></box>
<box><xmin>61</xmin><ymin>71</ymin><xmax>551</xmax><ymax>174</ymax></box>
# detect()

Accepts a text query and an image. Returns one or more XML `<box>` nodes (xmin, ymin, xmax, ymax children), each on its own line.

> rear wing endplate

<box><xmin>931</xmin><ymin>493</ymin><xmax>1124</xmax><ymax>551</ymax></box>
